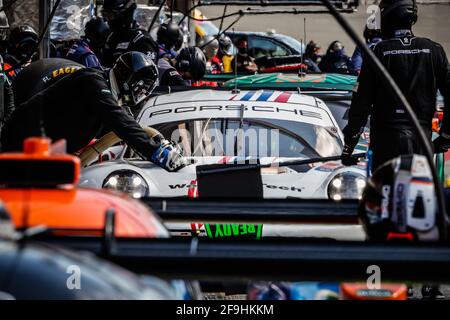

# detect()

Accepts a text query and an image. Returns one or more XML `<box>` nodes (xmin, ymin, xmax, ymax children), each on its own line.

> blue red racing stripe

<box><xmin>256</xmin><ymin>91</ymin><xmax>274</xmax><ymax>101</ymax></box>
<box><xmin>411</xmin><ymin>177</ymin><xmax>433</xmax><ymax>185</ymax></box>
<box><xmin>274</xmin><ymin>92</ymin><xmax>292</xmax><ymax>103</ymax></box>
<box><xmin>240</xmin><ymin>91</ymin><xmax>256</xmax><ymax>101</ymax></box>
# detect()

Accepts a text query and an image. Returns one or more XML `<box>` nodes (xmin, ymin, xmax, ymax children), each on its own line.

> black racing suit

<box><xmin>0</xmin><ymin>78</ymin><xmax>14</xmax><ymax>123</ymax></box>
<box><xmin>1</xmin><ymin>58</ymin><xmax>158</xmax><ymax>159</ymax></box>
<box><xmin>157</xmin><ymin>58</ymin><xmax>188</xmax><ymax>86</ymax></box>
<box><xmin>343</xmin><ymin>31</ymin><xmax>450</xmax><ymax>171</ymax></box>
<box><xmin>0</xmin><ymin>55</ymin><xmax>15</xmax><ymax>142</ymax></box>
<box><xmin>103</xmin><ymin>26</ymin><xmax>157</xmax><ymax>67</ymax></box>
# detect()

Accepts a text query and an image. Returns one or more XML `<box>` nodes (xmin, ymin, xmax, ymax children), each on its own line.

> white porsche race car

<box><xmin>79</xmin><ymin>89</ymin><xmax>367</xmax><ymax>200</ymax></box>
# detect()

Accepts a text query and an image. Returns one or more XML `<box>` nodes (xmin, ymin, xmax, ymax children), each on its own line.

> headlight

<box><xmin>328</xmin><ymin>172</ymin><xmax>366</xmax><ymax>201</ymax></box>
<box><xmin>102</xmin><ymin>170</ymin><xmax>149</xmax><ymax>198</ymax></box>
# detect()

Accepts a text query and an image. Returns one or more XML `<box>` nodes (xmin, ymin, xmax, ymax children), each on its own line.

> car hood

<box><xmin>81</xmin><ymin>156</ymin><xmax>366</xmax><ymax>199</ymax></box>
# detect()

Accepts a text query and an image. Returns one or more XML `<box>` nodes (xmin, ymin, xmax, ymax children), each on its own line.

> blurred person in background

<box><xmin>200</xmin><ymin>36</ymin><xmax>222</xmax><ymax>74</ymax></box>
<box><xmin>0</xmin><ymin>10</ymin><xmax>13</xmax><ymax>132</ymax></box>
<box><xmin>305</xmin><ymin>40</ymin><xmax>322</xmax><ymax>64</ymax></box>
<box><xmin>0</xmin><ymin>11</ymin><xmax>9</xmax><ymax>55</ymax></box>
<box><xmin>318</xmin><ymin>40</ymin><xmax>353</xmax><ymax>74</ymax></box>
<box><xmin>157</xmin><ymin>21</ymin><xmax>182</xmax><ymax>60</ymax></box>
<box><xmin>303</xmin><ymin>40</ymin><xmax>321</xmax><ymax>73</ymax></box>
<box><xmin>232</xmin><ymin>37</ymin><xmax>257</xmax><ymax>73</ymax></box>
<box><xmin>66</xmin><ymin>17</ymin><xmax>110</xmax><ymax>69</ymax></box>
<box><xmin>351</xmin><ymin>26</ymin><xmax>382</xmax><ymax>75</ymax></box>
<box><xmin>3</xmin><ymin>24</ymin><xmax>38</xmax><ymax>81</ymax></box>
<box><xmin>218</xmin><ymin>34</ymin><xmax>234</xmax><ymax>73</ymax></box>
<box><xmin>102</xmin><ymin>0</ymin><xmax>159</xmax><ymax>67</ymax></box>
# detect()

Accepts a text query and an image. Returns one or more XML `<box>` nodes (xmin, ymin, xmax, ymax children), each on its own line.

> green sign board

<box><xmin>204</xmin><ymin>224</ymin><xmax>263</xmax><ymax>240</ymax></box>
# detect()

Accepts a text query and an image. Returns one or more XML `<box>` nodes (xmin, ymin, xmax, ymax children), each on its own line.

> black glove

<box><xmin>433</xmin><ymin>135</ymin><xmax>450</xmax><ymax>153</ymax></box>
<box><xmin>341</xmin><ymin>125</ymin><xmax>364</xmax><ymax>166</ymax></box>
<box><xmin>341</xmin><ymin>144</ymin><xmax>358</xmax><ymax>166</ymax></box>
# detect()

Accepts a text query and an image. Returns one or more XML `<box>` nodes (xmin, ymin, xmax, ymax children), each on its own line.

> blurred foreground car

<box><xmin>0</xmin><ymin>137</ymin><xmax>169</xmax><ymax>238</ymax></box>
<box><xmin>0</xmin><ymin>202</ymin><xmax>182</xmax><ymax>300</ymax></box>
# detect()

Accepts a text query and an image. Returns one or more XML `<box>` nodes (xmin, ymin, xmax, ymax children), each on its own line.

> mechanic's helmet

<box><xmin>101</xmin><ymin>0</ymin><xmax>136</xmax><ymax>29</ymax></box>
<box><xmin>157</xmin><ymin>21</ymin><xmax>182</xmax><ymax>50</ymax></box>
<box><xmin>112</xmin><ymin>51</ymin><xmax>159</xmax><ymax>106</ymax></box>
<box><xmin>218</xmin><ymin>34</ymin><xmax>233</xmax><ymax>56</ymax></box>
<box><xmin>363</xmin><ymin>26</ymin><xmax>382</xmax><ymax>43</ymax></box>
<box><xmin>175</xmin><ymin>46</ymin><xmax>206</xmax><ymax>81</ymax></box>
<box><xmin>199</xmin><ymin>36</ymin><xmax>219</xmax><ymax>60</ymax></box>
<box><xmin>84</xmin><ymin>17</ymin><xmax>110</xmax><ymax>49</ymax></box>
<box><xmin>379</xmin><ymin>0</ymin><xmax>418</xmax><ymax>36</ymax></box>
<box><xmin>174</xmin><ymin>31</ymin><xmax>184</xmax><ymax>51</ymax></box>
<box><xmin>8</xmin><ymin>25</ymin><xmax>38</xmax><ymax>62</ymax></box>
<box><xmin>0</xmin><ymin>11</ymin><xmax>9</xmax><ymax>42</ymax></box>
<box><xmin>359</xmin><ymin>154</ymin><xmax>441</xmax><ymax>242</ymax></box>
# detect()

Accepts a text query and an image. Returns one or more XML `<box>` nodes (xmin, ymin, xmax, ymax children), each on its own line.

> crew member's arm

<box><xmin>246</xmin><ymin>57</ymin><xmax>258</xmax><ymax>73</ymax></box>
<box><xmin>350</xmin><ymin>47</ymin><xmax>362</xmax><ymax>75</ymax></box>
<box><xmin>3</xmin><ymin>78</ymin><xmax>14</xmax><ymax>122</ymax></box>
<box><xmin>0</xmin><ymin>55</ymin><xmax>14</xmax><ymax>125</ymax></box>
<box><xmin>432</xmin><ymin>43</ymin><xmax>450</xmax><ymax>153</ymax></box>
<box><xmin>89</xmin><ymin>73</ymin><xmax>160</xmax><ymax>158</ymax></box>
<box><xmin>83</xmin><ymin>53</ymin><xmax>103</xmax><ymax>69</ymax></box>
<box><xmin>341</xmin><ymin>54</ymin><xmax>376</xmax><ymax>165</ymax></box>
<box><xmin>89</xmin><ymin>74</ymin><xmax>186</xmax><ymax>171</ymax></box>
<box><xmin>160</xmin><ymin>68</ymin><xmax>189</xmax><ymax>86</ymax></box>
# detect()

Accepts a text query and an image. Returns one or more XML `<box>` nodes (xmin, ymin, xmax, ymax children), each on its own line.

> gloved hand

<box><xmin>341</xmin><ymin>144</ymin><xmax>358</xmax><ymax>166</ymax></box>
<box><xmin>150</xmin><ymin>139</ymin><xmax>188</xmax><ymax>172</ymax></box>
<box><xmin>433</xmin><ymin>135</ymin><xmax>450</xmax><ymax>153</ymax></box>
<box><xmin>341</xmin><ymin>126</ymin><xmax>363</xmax><ymax>166</ymax></box>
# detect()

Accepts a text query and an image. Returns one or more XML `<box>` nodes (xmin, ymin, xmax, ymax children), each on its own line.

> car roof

<box><xmin>227</xmin><ymin>31</ymin><xmax>280</xmax><ymax>37</ymax></box>
<box><xmin>150</xmin><ymin>89</ymin><xmax>321</xmax><ymax>108</ymax></box>
<box><xmin>225</xmin><ymin>31</ymin><xmax>303</xmax><ymax>53</ymax></box>
<box><xmin>141</xmin><ymin>89</ymin><xmax>338</xmax><ymax>128</ymax></box>
<box><xmin>225</xmin><ymin>31</ymin><xmax>297</xmax><ymax>42</ymax></box>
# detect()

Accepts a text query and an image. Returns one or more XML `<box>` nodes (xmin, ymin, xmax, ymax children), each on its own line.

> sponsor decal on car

<box><xmin>314</xmin><ymin>162</ymin><xmax>343</xmax><ymax>172</ymax></box>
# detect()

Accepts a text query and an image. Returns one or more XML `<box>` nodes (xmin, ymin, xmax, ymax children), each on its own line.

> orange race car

<box><xmin>0</xmin><ymin>137</ymin><xmax>169</xmax><ymax>238</ymax></box>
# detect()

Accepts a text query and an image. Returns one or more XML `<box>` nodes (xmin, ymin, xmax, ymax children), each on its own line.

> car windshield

<box><xmin>273</xmin><ymin>34</ymin><xmax>305</xmax><ymax>55</ymax></box>
<box><xmin>154</xmin><ymin>118</ymin><xmax>342</xmax><ymax>158</ymax></box>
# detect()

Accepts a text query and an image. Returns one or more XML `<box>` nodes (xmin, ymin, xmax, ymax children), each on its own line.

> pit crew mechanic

<box><xmin>341</xmin><ymin>0</ymin><xmax>450</xmax><ymax>171</ymax></box>
<box><xmin>0</xmin><ymin>52</ymin><xmax>186</xmax><ymax>172</ymax></box>
<box><xmin>3</xmin><ymin>24</ymin><xmax>38</xmax><ymax>81</ymax></box>
<box><xmin>158</xmin><ymin>46</ymin><xmax>207</xmax><ymax>86</ymax></box>
<box><xmin>157</xmin><ymin>21</ymin><xmax>182</xmax><ymax>60</ymax></box>
<box><xmin>66</xmin><ymin>17</ymin><xmax>110</xmax><ymax>69</ymax></box>
<box><xmin>0</xmin><ymin>13</ymin><xmax>15</xmax><ymax>133</ymax></box>
<box><xmin>101</xmin><ymin>0</ymin><xmax>159</xmax><ymax>67</ymax></box>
